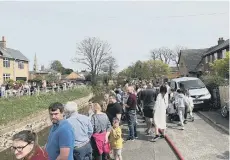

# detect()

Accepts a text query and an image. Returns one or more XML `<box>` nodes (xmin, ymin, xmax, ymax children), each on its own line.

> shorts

<box><xmin>143</xmin><ymin>108</ymin><xmax>154</xmax><ymax>118</ymax></box>
<box><xmin>113</xmin><ymin>149</ymin><xmax>122</xmax><ymax>158</ymax></box>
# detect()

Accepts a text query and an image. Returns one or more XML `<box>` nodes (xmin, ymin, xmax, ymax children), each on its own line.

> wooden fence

<box><xmin>219</xmin><ymin>85</ymin><xmax>229</xmax><ymax>106</ymax></box>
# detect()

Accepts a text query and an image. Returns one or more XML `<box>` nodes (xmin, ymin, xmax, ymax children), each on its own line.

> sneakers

<box><xmin>160</xmin><ymin>134</ymin><xmax>165</xmax><ymax>138</ymax></box>
<box><xmin>126</xmin><ymin>137</ymin><xmax>135</xmax><ymax>141</ymax></box>
<box><xmin>184</xmin><ymin>120</ymin><xmax>187</xmax><ymax>124</ymax></box>
<box><xmin>181</xmin><ymin>126</ymin><xmax>185</xmax><ymax>130</ymax></box>
<box><xmin>191</xmin><ymin>117</ymin><xmax>195</xmax><ymax>122</ymax></box>
<box><xmin>150</xmin><ymin>135</ymin><xmax>160</xmax><ymax>142</ymax></box>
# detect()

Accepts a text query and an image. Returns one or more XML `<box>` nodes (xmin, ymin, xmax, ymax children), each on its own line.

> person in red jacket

<box><xmin>11</xmin><ymin>130</ymin><xmax>48</xmax><ymax>160</ymax></box>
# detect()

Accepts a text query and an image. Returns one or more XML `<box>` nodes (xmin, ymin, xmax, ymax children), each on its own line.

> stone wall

<box><xmin>0</xmin><ymin>94</ymin><xmax>93</xmax><ymax>152</ymax></box>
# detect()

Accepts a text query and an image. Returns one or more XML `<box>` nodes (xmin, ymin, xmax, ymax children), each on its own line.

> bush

<box><xmin>0</xmin><ymin>87</ymin><xmax>91</xmax><ymax>125</ymax></box>
<box><xmin>200</xmin><ymin>75</ymin><xmax>228</xmax><ymax>88</ymax></box>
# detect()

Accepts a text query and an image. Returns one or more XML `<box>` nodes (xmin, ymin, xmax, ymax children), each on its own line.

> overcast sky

<box><xmin>0</xmin><ymin>1</ymin><xmax>229</xmax><ymax>72</ymax></box>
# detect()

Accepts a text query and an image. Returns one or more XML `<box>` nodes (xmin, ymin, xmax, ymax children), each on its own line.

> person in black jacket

<box><xmin>140</xmin><ymin>83</ymin><xmax>157</xmax><ymax>135</ymax></box>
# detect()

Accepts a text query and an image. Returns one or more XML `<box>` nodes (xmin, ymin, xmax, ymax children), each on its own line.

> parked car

<box><xmin>170</xmin><ymin>77</ymin><xmax>211</xmax><ymax>110</ymax></box>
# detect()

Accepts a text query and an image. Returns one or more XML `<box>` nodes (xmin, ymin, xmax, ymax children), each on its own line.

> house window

<box><xmin>3</xmin><ymin>74</ymin><xmax>10</xmax><ymax>82</ymax></box>
<box><xmin>3</xmin><ymin>58</ymin><xmax>10</xmax><ymax>68</ymax></box>
<box><xmin>214</xmin><ymin>53</ymin><xmax>217</xmax><ymax>61</ymax></box>
<box><xmin>222</xmin><ymin>49</ymin><xmax>227</xmax><ymax>58</ymax></box>
<box><xmin>205</xmin><ymin>56</ymin><xmax>208</xmax><ymax>63</ymax></box>
<box><xmin>18</xmin><ymin>61</ymin><xmax>24</xmax><ymax>69</ymax></box>
<box><xmin>208</xmin><ymin>55</ymin><xmax>211</xmax><ymax>62</ymax></box>
<box><xmin>217</xmin><ymin>51</ymin><xmax>222</xmax><ymax>59</ymax></box>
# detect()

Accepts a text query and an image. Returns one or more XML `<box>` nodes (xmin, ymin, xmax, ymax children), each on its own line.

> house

<box><xmin>199</xmin><ymin>38</ymin><xmax>229</xmax><ymax>72</ymax></box>
<box><xmin>61</xmin><ymin>72</ymin><xmax>82</xmax><ymax>81</ymax></box>
<box><xmin>29</xmin><ymin>67</ymin><xmax>61</xmax><ymax>80</ymax></box>
<box><xmin>178</xmin><ymin>38</ymin><xmax>229</xmax><ymax>77</ymax></box>
<box><xmin>0</xmin><ymin>36</ymin><xmax>29</xmax><ymax>84</ymax></box>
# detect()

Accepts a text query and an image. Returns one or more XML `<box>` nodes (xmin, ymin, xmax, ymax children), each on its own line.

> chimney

<box><xmin>0</xmin><ymin>36</ymin><xmax>6</xmax><ymax>48</ymax></box>
<box><xmin>218</xmin><ymin>37</ymin><xmax>224</xmax><ymax>45</ymax></box>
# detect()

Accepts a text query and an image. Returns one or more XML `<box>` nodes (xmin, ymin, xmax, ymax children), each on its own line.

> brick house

<box><xmin>178</xmin><ymin>38</ymin><xmax>229</xmax><ymax>77</ymax></box>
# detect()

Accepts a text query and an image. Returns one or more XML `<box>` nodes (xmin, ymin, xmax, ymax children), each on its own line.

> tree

<box><xmin>45</xmin><ymin>73</ymin><xmax>60</xmax><ymax>83</ymax></box>
<box><xmin>102</xmin><ymin>56</ymin><xmax>118</xmax><ymax>79</ymax></box>
<box><xmin>118</xmin><ymin>60</ymin><xmax>170</xmax><ymax>80</ymax></box>
<box><xmin>210</xmin><ymin>52</ymin><xmax>229</xmax><ymax>78</ymax></box>
<box><xmin>50</xmin><ymin>60</ymin><xmax>63</xmax><ymax>73</ymax></box>
<box><xmin>73</xmin><ymin>37</ymin><xmax>112</xmax><ymax>85</ymax></box>
<box><xmin>171</xmin><ymin>46</ymin><xmax>187</xmax><ymax>68</ymax></box>
<box><xmin>61</xmin><ymin>67</ymin><xmax>73</xmax><ymax>75</ymax></box>
<box><xmin>151</xmin><ymin>47</ymin><xmax>173</xmax><ymax>64</ymax></box>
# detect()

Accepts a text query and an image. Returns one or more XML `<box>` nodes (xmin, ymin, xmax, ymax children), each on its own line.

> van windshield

<box><xmin>179</xmin><ymin>79</ymin><xmax>206</xmax><ymax>90</ymax></box>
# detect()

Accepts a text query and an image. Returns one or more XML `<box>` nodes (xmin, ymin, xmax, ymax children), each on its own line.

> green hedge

<box><xmin>0</xmin><ymin>87</ymin><xmax>91</xmax><ymax>125</ymax></box>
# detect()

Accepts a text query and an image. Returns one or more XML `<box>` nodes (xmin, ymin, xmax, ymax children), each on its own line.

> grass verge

<box><xmin>0</xmin><ymin>87</ymin><xmax>91</xmax><ymax>125</ymax></box>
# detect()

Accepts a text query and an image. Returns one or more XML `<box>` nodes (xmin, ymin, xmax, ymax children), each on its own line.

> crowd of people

<box><xmin>10</xmin><ymin>80</ymin><xmax>195</xmax><ymax>160</ymax></box>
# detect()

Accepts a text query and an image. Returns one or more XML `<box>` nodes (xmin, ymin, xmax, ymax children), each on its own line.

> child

<box><xmin>185</xmin><ymin>91</ymin><xmax>194</xmax><ymax>122</ymax></box>
<box><xmin>167</xmin><ymin>98</ymin><xmax>176</xmax><ymax>122</ymax></box>
<box><xmin>109</xmin><ymin>117</ymin><xmax>123</xmax><ymax>160</ymax></box>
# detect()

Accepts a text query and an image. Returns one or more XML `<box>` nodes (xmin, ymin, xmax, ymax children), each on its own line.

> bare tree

<box><xmin>171</xmin><ymin>46</ymin><xmax>187</xmax><ymax>68</ymax></box>
<box><xmin>151</xmin><ymin>47</ymin><xmax>173</xmax><ymax>64</ymax></box>
<box><xmin>73</xmin><ymin>37</ymin><xmax>111</xmax><ymax>85</ymax></box>
<box><xmin>101</xmin><ymin>56</ymin><xmax>118</xmax><ymax>79</ymax></box>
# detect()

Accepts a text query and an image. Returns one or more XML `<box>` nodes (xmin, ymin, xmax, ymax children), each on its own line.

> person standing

<box><xmin>124</xmin><ymin>86</ymin><xmax>138</xmax><ymax>141</ymax></box>
<box><xmin>140</xmin><ymin>83</ymin><xmax>157</xmax><ymax>135</ymax></box>
<box><xmin>106</xmin><ymin>95</ymin><xmax>123</xmax><ymax>124</ymax></box>
<box><xmin>64</xmin><ymin>101</ymin><xmax>93</xmax><ymax>160</ymax></box>
<box><xmin>151</xmin><ymin>85</ymin><xmax>168</xmax><ymax>142</ymax></box>
<box><xmin>11</xmin><ymin>130</ymin><xmax>48</xmax><ymax>160</ymax></box>
<box><xmin>45</xmin><ymin>102</ymin><xmax>75</xmax><ymax>160</ymax></box>
<box><xmin>175</xmin><ymin>89</ymin><xmax>189</xmax><ymax>130</ymax></box>
<box><xmin>91</xmin><ymin>103</ymin><xmax>111</xmax><ymax>160</ymax></box>
<box><xmin>109</xmin><ymin>117</ymin><xmax>123</xmax><ymax>160</ymax></box>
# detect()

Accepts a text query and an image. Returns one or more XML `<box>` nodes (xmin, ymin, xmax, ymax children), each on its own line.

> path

<box><xmin>121</xmin><ymin>117</ymin><xmax>178</xmax><ymax>160</ymax></box>
<box><xmin>166</xmin><ymin>113</ymin><xmax>229</xmax><ymax>160</ymax></box>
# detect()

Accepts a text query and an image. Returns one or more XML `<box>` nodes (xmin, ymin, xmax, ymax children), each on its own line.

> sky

<box><xmin>0</xmin><ymin>1</ymin><xmax>229</xmax><ymax>72</ymax></box>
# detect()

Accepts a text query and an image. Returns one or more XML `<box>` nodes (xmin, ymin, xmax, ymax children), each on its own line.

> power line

<box><xmin>105</xmin><ymin>12</ymin><xmax>228</xmax><ymax>19</ymax></box>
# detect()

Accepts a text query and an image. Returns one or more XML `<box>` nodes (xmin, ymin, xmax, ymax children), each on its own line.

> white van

<box><xmin>170</xmin><ymin>77</ymin><xmax>211</xmax><ymax>109</ymax></box>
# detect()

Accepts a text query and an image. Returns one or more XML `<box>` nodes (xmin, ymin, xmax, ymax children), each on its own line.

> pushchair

<box><xmin>167</xmin><ymin>102</ymin><xmax>180</xmax><ymax>122</ymax></box>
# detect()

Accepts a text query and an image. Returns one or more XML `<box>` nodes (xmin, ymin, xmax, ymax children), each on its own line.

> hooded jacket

<box><xmin>175</xmin><ymin>93</ymin><xmax>189</xmax><ymax>108</ymax></box>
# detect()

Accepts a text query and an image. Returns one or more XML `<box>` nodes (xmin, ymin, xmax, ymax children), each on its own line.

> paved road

<box><xmin>121</xmin><ymin>118</ymin><xmax>178</xmax><ymax>160</ymax></box>
<box><xmin>166</xmin><ymin>113</ymin><xmax>229</xmax><ymax>160</ymax></box>
<box><xmin>199</xmin><ymin>109</ymin><xmax>229</xmax><ymax>130</ymax></box>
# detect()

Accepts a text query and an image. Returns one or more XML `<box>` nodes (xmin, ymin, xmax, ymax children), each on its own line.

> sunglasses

<box><xmin>11</xmin><ymin>143</ymin><xmax>30</xmax><ymax>152</ymax></box>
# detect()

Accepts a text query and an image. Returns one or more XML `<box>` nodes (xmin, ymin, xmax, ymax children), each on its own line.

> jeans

<box><xmin>127</xmin><ymin>110</ymin><xmax>137</xmax><ymax>139</ymax></box>
<box><xmin>73</xmin><ymin>141</ymin><xmax>92</xmax><ymax>160</ymax></box>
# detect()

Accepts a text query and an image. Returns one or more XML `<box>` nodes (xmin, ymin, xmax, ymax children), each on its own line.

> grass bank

<box><xmin>0</xmin><ymin>87</ymin><xmax>91</xmax><ymax>125</ymax></box>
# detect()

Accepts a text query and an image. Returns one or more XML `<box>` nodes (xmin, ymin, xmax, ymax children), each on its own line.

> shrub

<box><xmin>0</xmin><ymin>87</ymin><xmax>91</xmax><ymax>125</ymax></box>
<box><xmin>200</xmin><ymin>75</ymin><xmax>228</xmax><ymax>88</ymax></box>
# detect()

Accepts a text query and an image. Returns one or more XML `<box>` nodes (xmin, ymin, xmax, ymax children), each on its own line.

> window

<box><xmin>212</xmin><ymin>54</ymin><xmax>215</xmax><ymax>62</ymax></box>
<box><xmin>222</xmin><ymin>49</ymin><xmax>227</xmax><ymax>58</ymax></box>
<box><xmin>170</xmin><ymin>81</ymin><xmax>176</xmax><ymax>90</ymax></box>
<box><xmin>3</xmin><ymin>58</ymin><xmax>10</xmax><ymax>68</ymax></box>
<box><xmin>214</xmin><ymin>52</ymin><xmax>217</xmax><ymax>61</ymax></box>
<box><xmin>217</xmin><ymin>51</ymin><xmax>222</xmax><ymax>59</ymax></box>
<box><xmin>205</xmin><ymin>56</ymin><xmax>208</xmax><ymax>63</ymax></box>
<box><xmin>208</xmin><ymin>55</ymin><xmax>211</xmax><ymax>62</ymax></box>
<box><xmin>3</xmin><ymin>74</ymin><xmax>10</xmax><ymax>82</ymax></box>
<box><xmin>179</xmin><ymin>79</ymin><xmax>205</xmax><ymax>90</ymax></box>
<box><xmin>18</xmin><ymin>61</ymin><xmax>24</xmax><ymax>69</ymax></box>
